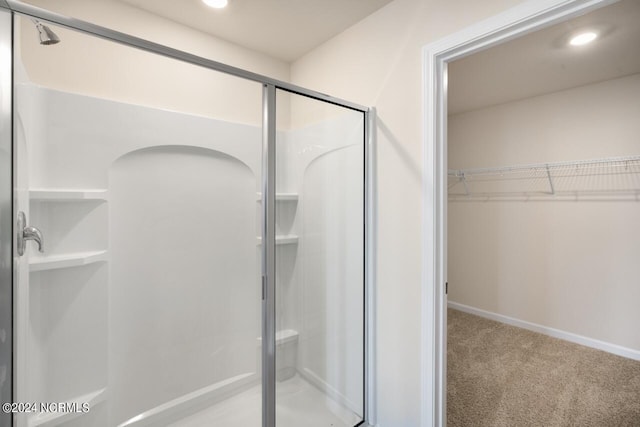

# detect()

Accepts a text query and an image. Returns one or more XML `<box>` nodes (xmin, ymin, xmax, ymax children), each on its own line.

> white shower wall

<box><xmin>17</xmin><ymin>83</ymin><xmax>364</xmax><ymax>425</ymax></box>
<box><xmin>17</xmin><ymin>84</ymin><xmax>263</xmax><ymax>425</ymax></box>
<box><xmin>277</xmin><ymin>111</ymin><xmax>365</xmax><ymax>413</ymax></box>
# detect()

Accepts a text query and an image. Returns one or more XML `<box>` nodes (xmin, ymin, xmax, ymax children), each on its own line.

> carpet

<box><xmin>447</xmin><ymin>308</ymin><xmax>640</xmax><ymax>426</ymax></box>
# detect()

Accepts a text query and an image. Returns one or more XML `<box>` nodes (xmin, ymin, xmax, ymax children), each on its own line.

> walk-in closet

<box><xmin>446</xmin><ymin>0</ymin><xmax>640</xmax><ymax>424</ymax></box>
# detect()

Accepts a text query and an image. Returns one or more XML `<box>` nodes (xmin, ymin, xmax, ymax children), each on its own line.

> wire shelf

<box><xmin>448</xmin><ymin>155</ymin><xmax>640</xmax><ymax>201</ymax></box>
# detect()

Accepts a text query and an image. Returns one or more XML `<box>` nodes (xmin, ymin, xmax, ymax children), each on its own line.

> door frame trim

<box><xmin>421</xmin><ymin>0</ymin><xmax>617</xmax><ymax>425</ymax></box>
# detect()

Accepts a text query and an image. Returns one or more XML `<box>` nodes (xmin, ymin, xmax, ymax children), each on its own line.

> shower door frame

<box><xmin>0</xmin><ymin>8</ymin><xmax>13</xmax><ymax>427</ymax></box>
<box><xmin>0</xmin><ymin>1</ymin><xmax>375</xmax><ymax>426</ymax></box>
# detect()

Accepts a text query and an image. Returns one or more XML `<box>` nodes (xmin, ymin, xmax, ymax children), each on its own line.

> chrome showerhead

<box><xmin>33</xmin><ymin>20</ymin><xmax>60</xmax><ymax>45</ymax></box>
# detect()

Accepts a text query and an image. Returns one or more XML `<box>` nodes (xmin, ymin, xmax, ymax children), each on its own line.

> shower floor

<box><xmin>170</xmin><ymin>374</ymin><xmax>361</xmax><ymax>427</ymax></box>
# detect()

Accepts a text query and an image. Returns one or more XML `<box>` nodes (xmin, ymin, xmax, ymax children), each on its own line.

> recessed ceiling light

<box><xmin>569</xmin><ymin>31</ymin><xmax>597</xmax><ymax>46</ymax></box>
<box><xmin>203</xmin><ymin>0</ymin><xmax>228</xmax><ymax>9</ymax></box>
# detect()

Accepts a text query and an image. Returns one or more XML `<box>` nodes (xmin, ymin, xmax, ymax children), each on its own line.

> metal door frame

<box><xmin>0</xmin><ymin>7</ymin><xmax>12</xmax><ymax>427</ymax></box>
<box><xmin>0</xmin><ymin>1</ymin><xmax>374</xmax><ymax>426</ymax></box>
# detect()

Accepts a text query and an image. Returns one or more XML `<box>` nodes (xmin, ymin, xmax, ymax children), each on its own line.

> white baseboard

<box><xmin>448</xmin><ymin>301</ymin><xmax>640</xmax><ymax>361</ymax></box>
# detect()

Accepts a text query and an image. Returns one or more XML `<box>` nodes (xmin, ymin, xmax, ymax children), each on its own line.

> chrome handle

<box><xmin>17</xmin><ymin>211</ymin><xmax>44</xmax><ymax>256</ymax></box>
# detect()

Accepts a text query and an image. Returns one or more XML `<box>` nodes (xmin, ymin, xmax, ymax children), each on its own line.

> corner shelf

<box><xmin>256</xmin><ymin>192</ymin><xmax>299</xmax><ymax>202</ymax></box>
<box><xmin>30</xmin><ymin>189</ymin><xmax>108</xmax><ymax>202</ymax></box>
<box><xmin>256</xmin><ymin>235</ymin><xmax>299</xmax><ymax>246</ymax></box>
<box><xmin>29</xmin><ymin>250</ymin><xmax>108</xmax><ymax>272</ymax></box>
<box><xmin>28</xmin><ymin>387</ymin><xmax>107</xmax><ymax>427</ymax></box>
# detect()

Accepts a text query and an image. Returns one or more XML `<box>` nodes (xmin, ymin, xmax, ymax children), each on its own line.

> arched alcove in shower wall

<box><xmin>108</xmin><ymin>145</ymin><xmax>259</xmax><ymax>424</ymax></box>
<box><xmin>15</xmin><ymin>84</ymin><xmax>265</xmax><ymax>426</ymax></box>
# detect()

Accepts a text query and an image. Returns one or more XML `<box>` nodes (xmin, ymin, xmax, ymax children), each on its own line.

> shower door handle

<box><xmin>17</xmin><ymin>211</ymin><xmax>44</xmax><ymax>256</ymax></box>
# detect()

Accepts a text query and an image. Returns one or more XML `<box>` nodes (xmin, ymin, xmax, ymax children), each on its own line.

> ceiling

<box><xmin>448</xmin><ymin>0</ymin><xmax>640</xmax><ymax>115</ymax></box>
<box><xmin>117</xmin><ymin>0</ymin><xmax>394</xmax><ymax>62</ymax></box>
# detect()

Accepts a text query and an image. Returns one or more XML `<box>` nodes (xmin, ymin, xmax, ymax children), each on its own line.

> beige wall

<box><xmin>290</xmin><ymin>0</ymin><xmax>525</xmax><ymax>424</ymax></box>
<box><xmin>448</xmin><ymin>74</ymin><xmax>640</xmax><ymax>351</ymax></box>
<box><xmin>18</xmin><ymin>0</ymin><xmax>289</xmax><ymax>125</ymax></box>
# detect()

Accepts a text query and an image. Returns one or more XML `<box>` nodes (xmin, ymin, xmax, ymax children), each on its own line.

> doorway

<box><xmin>423</xmin><ymin>0</ymin><xmax>639</xmax><ymax>425</ymax></box>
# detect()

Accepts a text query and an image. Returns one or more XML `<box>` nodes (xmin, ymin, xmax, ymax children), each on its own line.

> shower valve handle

<box><xmin>17</xmin><ymin>211</ymin><xmax>44</xmax><ymax>256</ymax></box>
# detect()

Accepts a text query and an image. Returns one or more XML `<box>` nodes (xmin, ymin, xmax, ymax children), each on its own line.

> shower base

<box><xmin>170</xmin><ymin>374</ymin><xmax>360</xmax><ymax>427</ymax></box>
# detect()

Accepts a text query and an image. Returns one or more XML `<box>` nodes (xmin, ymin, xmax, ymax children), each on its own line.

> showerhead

<box><xmin>33</xmin><ymin>20</ymin><xmax>60</xmax><ymax>45</ymax></box>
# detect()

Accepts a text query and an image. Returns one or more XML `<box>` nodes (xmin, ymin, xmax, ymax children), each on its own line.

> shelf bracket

<box><xmin>460</xmin><ymin>172</ymin><xmax>469</xmax><ymax>196</ymax></box>
<box><xmin>545</xmin><ymin>165</ymin><xmax>555</xmax><ymax>195</ymax></box>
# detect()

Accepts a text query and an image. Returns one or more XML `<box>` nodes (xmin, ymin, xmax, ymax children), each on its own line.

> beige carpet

<box><xmin>447</xmin><ymin>308</ymin><xmax>640</xmax><ymax>426</ymax></box>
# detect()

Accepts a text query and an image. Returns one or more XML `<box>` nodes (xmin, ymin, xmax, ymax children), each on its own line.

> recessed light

<box><xmin>569</xmin><ymin>31</ymin><xmax>597</xmax><ymax>46</ymax></box>
<box><xmin>203</xmin><ymin>0</ymin><xmax>228</xmax><ymax>9</ymax></box>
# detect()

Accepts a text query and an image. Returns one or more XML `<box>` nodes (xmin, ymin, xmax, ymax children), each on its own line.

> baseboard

<box><xmin>448</xmin><ymin>301</ymin><xmax>640</xmax><ymax>361</ymax></box>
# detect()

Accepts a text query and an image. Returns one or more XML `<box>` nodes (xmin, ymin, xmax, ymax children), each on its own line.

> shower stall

<box><xmin>0</xmin><ymin>2</ymin><xmax>372</xmax><ymax>427</ymax></box>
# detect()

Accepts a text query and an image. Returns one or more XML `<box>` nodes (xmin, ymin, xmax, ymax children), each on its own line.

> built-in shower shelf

<box><xmin>28</xmin><ymin>387</ymin><xmax>107</xmax><ymax>427</ymax></box>
<box><xmin>29</xmin><ymin>250</ymin><xmax>108</xmax><ymax>272</ymax></box>
<box><xmin>30</xmin><ymin>188</ymin><xmax>108</xmax><ymax>201</ymax></box>
<box><xmin>256</xmin><ymin>235</ymin><xmax>299</xmax><ymax>246</ymax></box>
<box><xmin>256</xmin><ymin>192</ymin><xmax>299</xmax><ymax>202</ymax></box>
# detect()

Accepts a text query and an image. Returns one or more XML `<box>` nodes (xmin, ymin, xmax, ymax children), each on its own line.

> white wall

<box><xmin>448</xmin><ymin>73</ymin><xmax>640</xmax><ymax>352</ymax></box>
<box><xmin>17</xmin><ymin>0</ymin><xmax>289</xmax><ymax>125</ymax></box>
<box><xmin>21</xmin><ymin>0</ymin><xmax>287</xmax><ymax>73</ymax></box>
<box><xmin>290</xmin><ymin>0</ymin><xmax>526</xmax><ymax>425</ymax></box>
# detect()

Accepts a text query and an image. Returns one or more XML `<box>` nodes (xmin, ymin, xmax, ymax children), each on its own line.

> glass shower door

<box><xmin>274</xmin><ymin>90</ymin><xmax>366</xmax><ymax>426</ymax></box>
<box><xmin>13</xmin><ymin>17</ymin><xmax>264</xmax><ymax>427</ymax></box>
